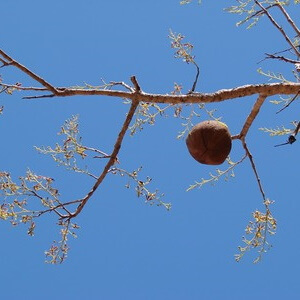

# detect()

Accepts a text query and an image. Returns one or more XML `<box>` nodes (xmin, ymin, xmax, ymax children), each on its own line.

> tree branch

<box><xmin>239</xmin><ymin>94</ymin><xmax>267</xmax><ymax>139</ymax></box>
<box><xmin>242</xmin><ymin>140</ymin><xmax>266</xmax><ymax>201</ymax></box>
<box><xmin>1</xmin><ymin>50</ymin><xmax>300</xmax><ymax>105</ymax></box>
<box><xmin>16</xmin><ymin>82</ymin><xmax>300</xmax><ymax>104</ymax></box>
<box><xmin>189</xmin><ymin>62</ymin><xmax>200</xmax><ymax>93</ymax></box>
<box><xmin>275</xmin><ymin>1</ymin><xmax>300</xmax><ymax>37</ymax></box>
<box><xmin>0</xmin><ymin>49</ymin><xmax>60</xmax><ymax>94</ymax></box>
<box><xmin>65</xmin><ymin>99</ymin><xmax>139</xmax><ymax>219</ymax></box>
<box><xmin>35</xmin><ymin>199</ymin><xmax>83</xmax><ymax>217</ymax></box>
<box><xmin>263</xmin><ymin>53</ymin><xmax>299</xmax><ymax>64</ymax></box>
<box><xmin>130</xmin><ymin>76</ymin><xmax>141</xmax><ymax>92</ymax></box>
<box><xmin>23</xmin><ymin>94</ymin><xmax>55</xmax><ymax>99</ymax></box>
<box><xmin>254</xmin><ymin>1</ymin><xmax>300</xmax><ymax>57</ymax></box>
<box><xmin>109</xmin><ymin>81</ymin><xmax>134</xmax><ymax>92</ymax></box>
<box><xmin>0</xmin><ymin>83</ymin><xmax>48</xmax><ymax>91</ymax></box>
<box><xmin>276</xmin><ymin>89</ymin><xmax>300</xmax><ymax>113</ymax></box>
<box><xmin>0</xmin><ymin>57</ymin><xmax>13</xmax><ymax>68</ymax></box>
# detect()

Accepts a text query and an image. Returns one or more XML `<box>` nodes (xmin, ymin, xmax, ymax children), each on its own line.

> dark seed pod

<box><xmin>186</xmin><ymin>120</ymin><xmax>232</xmax><ymax>165</ymax></box>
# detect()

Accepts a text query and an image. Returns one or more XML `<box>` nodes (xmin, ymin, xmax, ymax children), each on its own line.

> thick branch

<box><xmin>240</xmin><ymin>94</ymin><xmax>267</xmax><ymax>138</ymax></box>
<box><xmin>1</xmin><ymin>49</ymin><xmax>299</xmax><ymax>104</ymax></box>
<box><xmin>18</xmin><ymin>82</ymin><xmax>300</xmax><ymax>104</ymax></box>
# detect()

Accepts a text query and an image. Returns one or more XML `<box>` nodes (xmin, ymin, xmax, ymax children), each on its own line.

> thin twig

<box><xmin>109</xmin><ymin>81</ymin><xmax>134</xmax><ymax>92</ymax></box>
<box><xmin>84</xmin><ymin>146</ymin><xmax>110</xmax><ymax>157</ymax></box>
<box><xmin>0</xmin><ymin>87</ymin><xmax>9</xmax><ymax>94</ymax></box>
<box><xmin>276</xmin><ymin>89</ymin><xmax>300</xmax><ymax>113</ymax></box>
<box><xmin>189</xmin><ymin>62</ymin><xmax>200</xmax><ymax>93</ymax></box>
<box><xmin>0</xmin><ymin>83</ymin><xmax>48</xmax><ymax>91</ymax></box>
<box><xmin>84</xmin><ymin>145</ymin><xmax>120</xmax><ymax>163</ymax></box>
<box><xmin>274</xmin><ymin>120</ymin><xmax>300</xmax><ymax>147</ymax></box>
<box><xmin>231</xmin><ymin>134</ymin><xmax>240</xmax><ymax>140</ymax></box>
<box><xmin>239</xmin><ymin>4</ymin><xmax>276</xmax><ymax>25</ymax></box>
<box><xmin>261</xmin><ymin>53</ymin><xmax>299</xmax><ymax>64</ymax></box>
<box><xmin>23</xmin><ymin>94</ymin><xmax>55</xmax><ymax>99</ymax></box>
<box><xmin>65</xmin><ymin>99</ymin><xmax>139</xmax><ymax>219</ymax></box>
<box><xmin>267</xmin><ymin>46</ymin><xmax>297</xmax><ymax>56</ymax></box>
<box><xmin>0</xmin><ymin>57</ymin><xmax>12</xmax><ymax>68</ymax></box>
<box><xmin>257</xmin><ymin>46</ymin><xmax>300</xmax><ymax>65</ymax></box>
<box><xmin>242</xmin><ymin>140</ymin><xmax>266</xmax><ymax>201</ymax></box>
<box><xmin>28</xmin><ymin>176</ymin><xmax>73</xmax><ymax>216</ymax></box>
<box><xmin>254</xmin><ymin>1</ymin><xmax>300</xmax><ymax>57</ymax></box>
<box><xmin>35</xmin><ymin>199</ymin><xmax>83</xmax><ymax>217</ymax></box>
<box><xmin>294</xmin><ymin>121</ymin><xmax>300</xmax><ymax>137</ymax></box>
<box><xmin>28</xmin><ymin>189</ymin><xmax>64</xmax><ymax>218</ymax></box>
<box><xmin>0</xmin><ymin>49</ymin><xmax>59</xmax><ymax>94</ymax></box>
<box><xmin>275</xmin><ymin>1</ymin><xmax>300</xmax><ymax>37</ymax></box>
<box><xmin>186</xmin><ymin>154</ymin><xmax>248</xmax><ymax>191</ymax></box>
<box><xmin>274</xmin><ymin>135</ymin><xmax>296</xmax><ymax>147</ymax></box>
<box><xmin>0</xmin><ymin>82</ymin><xmax>133</xmax><ymax>94</ymax></box>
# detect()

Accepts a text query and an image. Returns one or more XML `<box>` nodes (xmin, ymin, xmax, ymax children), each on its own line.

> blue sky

<box><xmin>1</xmin><ymin>1</ymin><xmax>300</xmax><ymax>299</ymax></box>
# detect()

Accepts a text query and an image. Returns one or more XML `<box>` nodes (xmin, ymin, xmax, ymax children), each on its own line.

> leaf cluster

<box><xmin>235</xmin><ymin>199</ymin><xmax>277</xmax><ymax>263</ymax></box>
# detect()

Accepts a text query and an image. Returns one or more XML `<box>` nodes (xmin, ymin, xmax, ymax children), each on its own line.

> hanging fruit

<box><xmin>186</xmin><ymin>120</ymin><xmax>232</xmax><ymax>165</ymax></box>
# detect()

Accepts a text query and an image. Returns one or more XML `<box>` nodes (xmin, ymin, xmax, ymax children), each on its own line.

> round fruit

<box><xmin>186</xmin><ymin>120</ymin><xmax>232</xmax><ymax>165</ymax></box>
